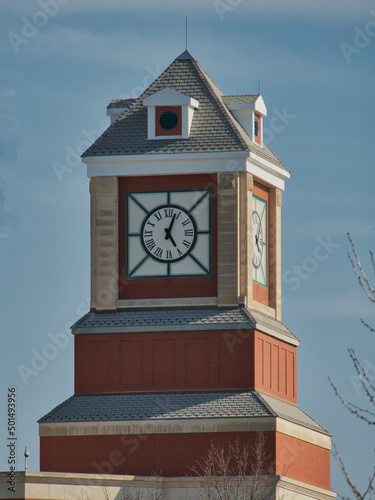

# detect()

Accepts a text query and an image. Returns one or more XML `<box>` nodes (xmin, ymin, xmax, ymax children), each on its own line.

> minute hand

<box><xmin>164</xmin><ymin>214</ymin><xmax>177</xmax><ymax>247</ymax></box>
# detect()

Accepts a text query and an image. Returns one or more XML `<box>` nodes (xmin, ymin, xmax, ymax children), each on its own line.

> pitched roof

<box><xmin>38</xmin><ymin>391</ymin><xmax>329</xmax><ymax>435</ymax></box>
<box><xmin>107</xmin><ymin>98</ymin><xmax>135</xmax><ymax>109</ymax></box>
<box><xmin>223</xmin><ymin>94</ymin><xmax>259</xmax><ymax>104</ymax></box>
<box><xmin>82</xmin><ymin>51</ymin><xmax>287</xmax><ymax>171</ymax></box>
<box><xmin>71</xmin><ymin>306</ymin><xmax>299</xmax><ymax>344</ymax></box>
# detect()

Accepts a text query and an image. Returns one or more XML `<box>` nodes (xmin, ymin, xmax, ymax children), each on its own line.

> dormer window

<box><xmin>223</xmin><ymin>94</ymin><xmax>267</xmax><ymax>147</ymax></box>
<box><xmin>143</xmin><ymin>87</ymin><xmax>199</xmax><ymax>140</ymax></box>
<box><xmin>156</xmin><ymin>106</ymin><xmax>182</xmax><ymax>136</ymax></box>
<box><xmin>254</xmin><ymin>113</ymin><xmax>261</xmax><ymax>145</ymax></box>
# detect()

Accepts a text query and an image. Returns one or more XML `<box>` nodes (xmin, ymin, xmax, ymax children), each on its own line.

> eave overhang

<box><xmin>83</xmin><ymin>152</ymin><xmax>290</xmax><ymax>191</ymax></box>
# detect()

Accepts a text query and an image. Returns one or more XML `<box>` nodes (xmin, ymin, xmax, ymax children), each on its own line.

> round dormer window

<box><xmin>159</xmin><ymin>111</ymin><xmax>178</xmax><ymax>131</ymax></box>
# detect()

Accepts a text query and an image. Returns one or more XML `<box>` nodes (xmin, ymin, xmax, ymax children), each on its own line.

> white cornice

<box><xmin>83</xmin><ymin>152</ymin><xmax>289</xmax><ymax>190</ymax></box>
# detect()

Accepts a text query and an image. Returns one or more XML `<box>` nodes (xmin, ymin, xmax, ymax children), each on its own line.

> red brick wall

<box><xmin>75</xmin><ymin>328</ymin><xmax>296</xmax><ymax>402</ymax></box>
<box><xmin>74</xmin><ymin>329</ymin><xmax>255</xmax><ymax>394</ymax></box>
<box><xmin>40</xmin><ymin>431</ymin><xmax>330</xmax><ymax>490</ymax></box>
<box><xmin>118</xmin><ymin>174</ymin><xmax>218</xmax><ymax>301</ymax></box>
<box><xmin>276</xmin><ymin>432</ymin><xmax>331</xmax><ymax>490</ymax></box>
<box><xmin>254</xmin><ymin>331</ymin><xmax>297</xmax><ymax>404</ymax></box>
<box><xmin>40</xmin><ymin>432</ymin><xmax>276</xmax><ymax>477</ymax></box>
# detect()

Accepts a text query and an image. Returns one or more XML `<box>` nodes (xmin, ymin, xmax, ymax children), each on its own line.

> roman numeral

<box><xmin>182</xmin><ymin>240</ymin><xmax>191</xmax><ymax>249</ymax></box>
<box><xmin>145</xmin><ymin>239</ymin><xmax>156</xmax><ymax>251</ymax></box>
<box><xmin>185</xmin><ymin>229</ymin><xmax>194</xmax><ymax>237</ymax></box>
<box><xmin>164</xmin><ymin>208</ymin><xmax>173</xmax><ymax>218</ymax></box>
<box><xmin>166</xmin><ymin>250</ymin><xmax>173</xmax><ymax>260</ymax></box>
<box><xmin>154</xmin><ymin>211</ymin><xmax>162</xmax><ymax>221</ymax></box>
<box><xmin>175</xmin><ymin>211</ymin><xmax>181</xmax><ymax>219</ymax></box>
<box><xmin>182</xmin><ymin>218</ymin><xmax>190</xmax><ymax>226</ymax></box>
<box><xmin>154</xmin><ymin>247</ymin><xmax>163</xmax><ymax>258</ymax></box>
<box><xmin>147</xmin><ymin>221</ymin><xmax>155</xmax><ymax>228</ymax></box>
<box><xmin>177</xmin><ymin>248</ymin><xmax>182</xmax><ymax>256</ymax></box>
<box><xmin>144</xmin><ymin>230</ymin><xmax>153</xmax><ymax>237</ymax></box>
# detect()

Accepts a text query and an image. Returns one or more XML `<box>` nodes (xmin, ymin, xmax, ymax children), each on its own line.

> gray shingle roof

<box><xmin>107</xmin><ymin>98</ymin><xmax>135</xmax><ymax>109</ymax></box>
<box><xmin>223</xmin><ymin>95</ymin><xmax>259</xmax><ymax>104</ymax></box>
<box><xmin>38</xmin><ymin>391</ymin><xmax>328</xmax><ymax>435</ymax></box>
<box><xmin>71</xmin><ymin>307</ymin><xmax>299</xmax><ymax>344</ymax></box>
<box><xmin>82</xmin><ymin>51</ymin><xmax>287</xmax><ymax>172</ymax></box>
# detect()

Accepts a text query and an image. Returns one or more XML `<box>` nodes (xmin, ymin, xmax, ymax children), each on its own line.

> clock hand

<box><xmin>164</xmin><ymin>214</ymin><xmax>177</xmax><ymax>248</ymax></box>
<box><xmin>169</xmin><ymin>234</ymin><xmax>177</xmax><ymax>247</ymax></box>
<box><xmin>168</xmin><ymin>214</ymin><xmax>176</xmax><ymax>232</ymax></box>
<box><xmin>256</xmin><ymin>223</ymin><xmax>262</xmax><ymax>252</ymax></box>
<box><xmin>164</xmin><ymin>227</ymin><xmax>177</xmax><ymax>247</ymax></box>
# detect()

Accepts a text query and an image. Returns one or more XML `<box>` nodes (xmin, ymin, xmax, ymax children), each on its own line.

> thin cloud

<box><xmin>2</xmin><ymin>0</ymin><xmax>373</xmax><ymax>21</ymax></box>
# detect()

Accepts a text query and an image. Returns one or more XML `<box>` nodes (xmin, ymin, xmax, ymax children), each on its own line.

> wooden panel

<box><xmin>75</xmin><ymin>330</ymin><xmax>256</xmax><ymax>394</ymax></box>
<box><xmin>280</xmin><ymin>348</ymin><xmax>287</xmax><ymax>395</ymax></box>
<box><xmin>152</xmin><ymin>339</ymin><xmax>176</xmax><ymax>387</ymax></box>
<box><xmin>87</xmin><ymin>340</ymin><xmax>110</xmax><ymax>389</ymax></box>
<box><xmin>185</xmin><ymin>337</ymin><xmax>209</xmax><ymax>385</ymax></box>
<box><xmin>272</xmin><ymin>344</ymin><xmax>279</xmax><ymax>391</ymax></box>
<box><xmin>254</xmin><ymin>331</ymin><xmax>297</xmax><ymax>403</ymax></box>
<box><xmin>287</xmin><ymin>350</ymin><xmax>295</xmax><ymax>398</ymax></box>
<box><xmin>120</xmin><ymin>340</ymin><xmax>143</xmax><ymax>388</ymax></box>
<box><xmin>219</xmin><ymin>335</ymin><xmax>243</xmax><ymax>387</ymax></box>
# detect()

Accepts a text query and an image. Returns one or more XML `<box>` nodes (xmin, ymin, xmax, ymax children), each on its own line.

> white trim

<box><xmin>117</xmin><ymin>297</ymin><xmax>218</xmax><ymax>309</ymax></box>
<box><xmin>83</xmin><ymin>152</ymin><xmax>289</xmax><ymax>190</ymax></box>
<box><xmin>39</xmin><ymin>417</ymin><xmax>330</xmax><ymax>448</ymax></box>
<box><xmin>39</xmin><ymin>417</ymin><xmax>275</xmax><ymax>437</ymax></box>
<box><xmin>143</xmin><ymin>87</ymin><xmax>199</xmax><ymax>108</ymax></box>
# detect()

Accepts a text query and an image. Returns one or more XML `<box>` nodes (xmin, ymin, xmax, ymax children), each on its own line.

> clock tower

<box><xmin>38</xmin><ymin>50</ymin><xmax>333</xmax><ymax>498</ymax></box>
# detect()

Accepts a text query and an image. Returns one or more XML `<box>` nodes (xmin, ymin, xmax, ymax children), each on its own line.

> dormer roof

<box><xmin>143</xmin><ymin>87</ymin><xmax>199</xmax><ymax>108</ymax></box>
<box><xmin>82</xmin><ymin>51</ymin><xmax>288</xmax><ymax>173</ymax></box>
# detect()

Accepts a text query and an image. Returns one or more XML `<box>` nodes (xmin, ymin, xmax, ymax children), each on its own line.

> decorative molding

<box><xmin>219</xmin><ymin>173</ymin><xmax>237</xmax><ymax>190</ymax></box>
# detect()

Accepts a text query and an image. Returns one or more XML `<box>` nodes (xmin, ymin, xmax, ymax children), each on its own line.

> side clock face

<box><xmin>126</xmin><ymin>190</ymin><xmax>211</xmax><ymax>278</ymax></box>
<box><xmin>252</xmin><ymin>195</ymin><xmax>267</xmax><ymax>287</ymax></box>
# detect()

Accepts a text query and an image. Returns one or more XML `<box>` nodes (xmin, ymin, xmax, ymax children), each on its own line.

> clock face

<box><xmin>141</xmin><ymin>205</ymin><xmax>197</xmax><ymax>263</ymax></box>
<box><xmin>252</xmin><ymin>211</ymin><xmax>263</xmax><ymax>268</ymax></box>
<box><xmin>126</xmin><ymin>190</ymin><xmax>211</xmax><ymax>278</ymax></box>
<box><xmin>252</xmin><ymin>195</ymin><xmax>267</xmax><ymax>287</ymax></box>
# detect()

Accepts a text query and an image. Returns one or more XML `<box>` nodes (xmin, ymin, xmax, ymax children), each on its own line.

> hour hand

<box><xmin>165</xmin><ymin>228</ymin><xmax>177</xmax><ymax>247</ymax></box>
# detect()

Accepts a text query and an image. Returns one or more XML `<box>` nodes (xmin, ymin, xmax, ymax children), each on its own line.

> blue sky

<box><xmin>0</xmin><ymin>0</ymin><xmax>374</xmax><ymax>495</ymax></box>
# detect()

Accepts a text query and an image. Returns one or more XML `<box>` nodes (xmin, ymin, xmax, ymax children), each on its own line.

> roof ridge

<box><xmin>191</xmin><ymin>60</ymin><xmax>251</xmax><ymax>152</ymax></box>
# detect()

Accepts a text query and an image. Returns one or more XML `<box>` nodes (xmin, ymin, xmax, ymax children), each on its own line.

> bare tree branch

<box><xmin>191</xmin><ymin>434</ymin><xmax>279</xmax><ymax>500</ymax></box>
<box><xmin>330</xmin><ymin>235</ymin><xmax>375</xmax><ymax>500</ymax></box>
<box><xmin>347</xmin><ymin>233</ymin><xmax>375</xmax><ymax>304</ymax></box>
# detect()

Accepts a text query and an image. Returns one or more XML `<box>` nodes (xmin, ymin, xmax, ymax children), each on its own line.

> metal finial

<box><xmin>186</xmin><ymin>16</ymin><xmax>188</xmax><ymax>50</ymax></box>
<box><xmin>24</xmin><ymin>447</ymin><xmax>29</xmax><ymax>470</ymax></box>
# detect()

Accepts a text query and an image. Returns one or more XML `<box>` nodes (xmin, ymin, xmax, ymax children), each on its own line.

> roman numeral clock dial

<box><xmin>252</xmin><ymin>195</ymin><xmax>267</xmax><ymax>287</ymax></box>
<box><xmin>126</xmin><ymin>190</ymin><xmax>211</xmax><ymax>278</ymax></box>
